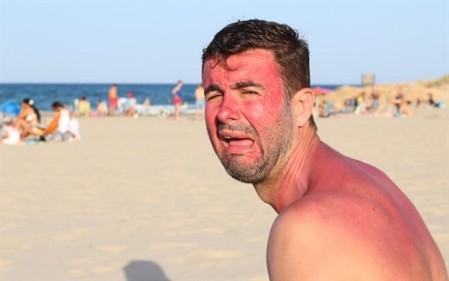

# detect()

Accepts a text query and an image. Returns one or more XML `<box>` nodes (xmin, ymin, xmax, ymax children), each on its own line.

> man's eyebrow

<box><xmin>204</xmin><ymin>81</ymin><xmax>264</xmax><ymax>96</ymax></box>
<box><xmin>231</xmin><ymin>81</ymin><xmax>265</xmax><ymax>90</ymax></box>
<box><xmin>204</xmin><ymin>84</ymin><xmax>222</xmax><ymax>95</ymax></box>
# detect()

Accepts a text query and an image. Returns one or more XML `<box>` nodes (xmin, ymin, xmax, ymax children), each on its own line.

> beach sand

<box><xmin>1</xmin><ymin>107</ymin><xmax>448</xmax><ymax>280</ymax></box>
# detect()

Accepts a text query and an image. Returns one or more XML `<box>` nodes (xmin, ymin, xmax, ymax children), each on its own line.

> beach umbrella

<box><xmin>0</xmin><ymin>100</ymin><xmax>21</xmax><ymax>116</ymax></box>
<box><xmin>313</xmin><ymin>87</ymin><xmax>332</xmax><ymax>96</ymax></box>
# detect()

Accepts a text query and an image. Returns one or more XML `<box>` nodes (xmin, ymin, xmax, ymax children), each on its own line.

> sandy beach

<box><xmin>1</xmin><ymin>107</ymin><xmax>448</xmax><ymax>280</ymax></box>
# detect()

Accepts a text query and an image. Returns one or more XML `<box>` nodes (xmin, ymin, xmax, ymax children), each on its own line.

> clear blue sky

<box><xmin>0</xmin><ymin>0</ymin><xmax>447</xmax><ymax>85</ymax></box>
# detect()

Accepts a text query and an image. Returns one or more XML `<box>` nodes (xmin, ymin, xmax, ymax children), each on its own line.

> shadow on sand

<box><xmin>124</xmin><ymin>260</ymin><xmax>171</xmax><ymax>281</ymax></box>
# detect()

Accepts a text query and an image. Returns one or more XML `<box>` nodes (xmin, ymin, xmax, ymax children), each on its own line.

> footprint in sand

<box><xmin>187</xmin><ymin>249</ymin><xmax>248</xmax><ymax>259</ymax></box>
<box><xmin>68</xmin><ymin>257</ymin><xmax>94</xmax><ymax>266</ymax></box>
<box><xmin>53</xmin><ymin>228</ymin><xmax>88</xmax><ymax>241</ymax></box>
<box><xmin>246</xmin><ymin>235</ymin><xmax>268</xmax><ymax>243</ymax></box>
<box><xmin>164</xmin><ymin>218</ymin><xmax>197</xmax><ymax>228</ymax></box>
<box><xmin>179</xmin><ymin>227</ymin><xmax>228</xmax><ymax>236</ymax></box>
<box><xmin>89</xmin><ymin>265</ymin><xmax>117</xmax><ymax>274</ymax></box>
<box><xmin>168</xmin><ymin>249</ymin><xmax>248</xmax><ymax>267</ymax></box>
<box><xmin>67</xmin><ymin>268</ymin><xmax>89</xmax><ymax>278</ymax></box>
<box><xmin>97</xmin><ymin>244</ymin><xmax>127</xmax><ymax>254</ymax></box>
<box><xmin>149</xmin><ymin>242</ymin><xmax>197</xmax><ymax>250</ymax></box>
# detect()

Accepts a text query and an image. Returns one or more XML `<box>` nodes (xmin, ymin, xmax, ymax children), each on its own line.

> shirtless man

<box><xmin>201</xmin><ymin>19</ymin><xmax>447</xmax><ymax>280</ymax></box>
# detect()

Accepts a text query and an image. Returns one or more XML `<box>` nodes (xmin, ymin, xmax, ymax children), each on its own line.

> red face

<box><xmin>202</xmin><ymin>49</ymin><xmax>294</xmax><ymax>183</ymax></box>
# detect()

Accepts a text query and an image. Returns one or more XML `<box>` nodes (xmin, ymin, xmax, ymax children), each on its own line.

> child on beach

<box><xmin>68</xmin><ymin>112</ymin><xmax>81</xmax><ymax>141</ymax></box>
<box><xmin>1</xmin><ymin>116</ymin><xmax>21</xmax><ymax>145</ymax></box>
<box><xmin>125</xmin><ymin>92</ymin><xmax>137</xmax><ymax>117</ymax></box>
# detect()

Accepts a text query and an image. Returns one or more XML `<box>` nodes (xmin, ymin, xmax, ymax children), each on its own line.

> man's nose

<box><xmin>216</xmin><ymin>94</ymin><xmax>241</xmax><ymax>123</ymax></box>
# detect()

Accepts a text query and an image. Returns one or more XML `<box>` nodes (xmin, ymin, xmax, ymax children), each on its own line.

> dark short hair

<box><xmin>202</xmin><ymin>19</ymin><xmax>316</xmax><ymax>129</ymax></box>
<box><xmin>52</xmin><ymin>101</ymin><xmax>64</xmax><ymax>109</ymax></box>
<box><xmin>22</xmin><ymin>98</ymin><xmax>32</xmax><ymax>105</ymax></box>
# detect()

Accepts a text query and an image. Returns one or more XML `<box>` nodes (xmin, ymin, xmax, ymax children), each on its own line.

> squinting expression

<box><xmin>202</xmin><ymin>49</ymin><xmax>294</xmax><ymax>184</ymax></box>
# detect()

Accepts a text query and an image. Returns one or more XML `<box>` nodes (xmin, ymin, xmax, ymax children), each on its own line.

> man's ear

<box><xmin>291</xmin><ymin>88</ymin><xmax>315</xmax><ymax>127</ymax></box>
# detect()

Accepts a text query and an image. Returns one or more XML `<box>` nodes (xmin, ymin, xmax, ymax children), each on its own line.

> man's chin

<box><xmin>224</xmin><ymin>165</ymin><xmax>265</xmax><ymax>184</ymax></box>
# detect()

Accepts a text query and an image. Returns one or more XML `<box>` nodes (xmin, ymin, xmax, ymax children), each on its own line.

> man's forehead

<box><xmin>202</xmin><ymin>52</ymin><xmax>284</xmax><ymax>95</ymax></box>
<box><xmin>205</xmin><ymin>49</ymin><xmax>276</xmax><ymax>67</ymax></box>
<box><xmin>203</xmin><ymin>49</ymin><xmax>279</xmax><ymax>79</ymax></box>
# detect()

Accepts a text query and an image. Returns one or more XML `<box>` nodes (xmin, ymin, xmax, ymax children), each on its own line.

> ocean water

<box><xmin>0</xmin><ymin>83</ymin><xmax>342</xmax><ymax>113</ymax></box>
<box><xmin>0</xmin><ymin>83</ymin><xmax>198</xmax><ymax>112</ymax></box>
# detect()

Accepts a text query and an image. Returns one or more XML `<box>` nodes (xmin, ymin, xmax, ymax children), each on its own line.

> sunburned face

<box><xmin>202</xmin><ymin>49</ymin><xmax>294</xmax><ymax>184</ymax></box>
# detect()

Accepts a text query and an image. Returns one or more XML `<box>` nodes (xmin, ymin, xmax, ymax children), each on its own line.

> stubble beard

<box><xmin>214</xmin><ymin>107</ymin><xmax>294</xmax><ymax>184</ymax></box>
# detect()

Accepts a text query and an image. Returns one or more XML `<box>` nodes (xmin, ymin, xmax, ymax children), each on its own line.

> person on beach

<box><xmin>393</xmin><ymin>86</ymin><xmax>404</xmax><ymax>117</ymax></box>
<box><xmin>42</xmin><ymin>101</ymin><xmax>71</xmax><ymax>141</ymax></box>
<box><xmin>142</xmin><ymin>98</ymin><xmax>151</xmax><ymax>115</ymax></box>
<box><xmin>1</xmin><ymin>116</ymin><xmax>21</xmax><ymax>145</ymax></box>
<box><xmin>202</xmin><ymin>19</ymin><xmax>447</xmax><ymax>280</ymax></box>
<box><xmin>195</xmin><ymin>84</ymin><xmax>205</xmax><ymax>121</ymax></box>
<box><xmin>96</xmin><ymin>99</ymin><xmax>109</xmax><ymax>116</ymax></box>
<box><xmin>108</xmin><ymin>84</ymin><xmax>118</xmax><ymax>116</ymax></box>
<box><xmin>78</xmin><ymin>96</ymin><xmax>91</xmax><ymax>117</ymax></box>
<box><xmin>68</xmin><ymin>112</ymin><xmax>81</xmax><ymax>141</ymax></box>
<box><xmin>172</xmin><ymin>80</ymin><xmax>183</xmax><ymax>121</ymax></box>
<box><xmin>125</xmin><ymin>92</ymin><xmax>137</xmax><ymax>117</ymax></box>
<box><xmin>16</xmin><ymin>98</ymin><xmax>43</xmax><ymax>139</ymax></box>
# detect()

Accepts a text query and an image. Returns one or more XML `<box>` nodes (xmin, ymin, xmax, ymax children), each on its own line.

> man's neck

<box><xmin>253</xmin><ymin>127</ymin><xmax>320</xmax><ymax>213</ymax></box>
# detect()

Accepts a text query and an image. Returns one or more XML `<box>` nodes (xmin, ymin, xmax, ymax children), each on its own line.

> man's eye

<box><xmin>241</xmin><ymin>90</ymin><xmax>260</xmax><ymax>97</ymax></box>
<box><xmin>206</xmin><ymin>92</ymin><xmax>222</xmax><ymax>101</ymax></box>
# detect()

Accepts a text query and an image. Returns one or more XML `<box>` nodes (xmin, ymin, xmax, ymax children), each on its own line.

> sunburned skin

<box><xmin>203</xmin><ymin>50</ymin><xmax>296</xmax><ymax>185</ymax></box>
<box><xmin>203</xmin><ymin>49</ymin><xmax>448</xmax><ymax>280</ymax></box>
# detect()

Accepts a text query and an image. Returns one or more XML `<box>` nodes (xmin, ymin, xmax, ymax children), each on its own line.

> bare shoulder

<box><xmin>267</xmin><ymin>194</ymin><xmax>445</xmax><ymax>281</ymax></box>
<box><xmin>267</xmin><ymin>197</ymin><xmax>377</xmax><ymax>280</ymax></box>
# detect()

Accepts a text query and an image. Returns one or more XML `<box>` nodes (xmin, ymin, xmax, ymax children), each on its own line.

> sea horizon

<box><xmin>0</xmin><ymin>83</ymin><xmax>351</xmax><ymax>112</ymax></box>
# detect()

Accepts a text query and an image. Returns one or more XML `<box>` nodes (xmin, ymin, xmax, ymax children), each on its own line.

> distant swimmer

<box><xmin>202</xmin><ymin>19</ymin><xmax>448</xmax><ymax>280</ymax></box>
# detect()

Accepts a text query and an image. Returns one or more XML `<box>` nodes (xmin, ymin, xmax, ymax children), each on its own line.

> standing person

<box><xmin>202</xmin><ymin>19</ymin><xmax>447</xmax><ymax>280</ymax></box>
<box><xmin>194</xmin><ymin>84</ymin><xmax>205</xmax><ymax>121</ymax></box>
<box><xmin>428</xmin><ymin>93</ymin><xmax>436</xmax><ymax>107</ymax></box>
<box><xmin>371</xmin><ymin>90</ymin><xmax>380</xmax><ymax>113</ymax></box>
<box><xmin>393</xmin><ymin>86</ymin><xmax>404</xmax><ymax>117</ymax></box>
<box><xmin>108</xmin><ymin>84</ymin><xmax>118</xmax><ymax>116</ymax></box>
<box><xmin>171</xmin><ymin>80</ymin><xmax>183</xmax><ymax>121</ymax></box>
<box><xmin>354</xmin><ymin>92</ymin><xmax>366</xmax><ymax>114</ymax></box>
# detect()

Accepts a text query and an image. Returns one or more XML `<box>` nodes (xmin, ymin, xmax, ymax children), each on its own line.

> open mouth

<box><xmin>223</xmin><ymin>136</ymin><xmax>254</xmax><ymax>146</ymax></box>
<box><xmin>219</xmin><ymin>131</ymin><xmax>255</xmax><ymax>154</ymax></box>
